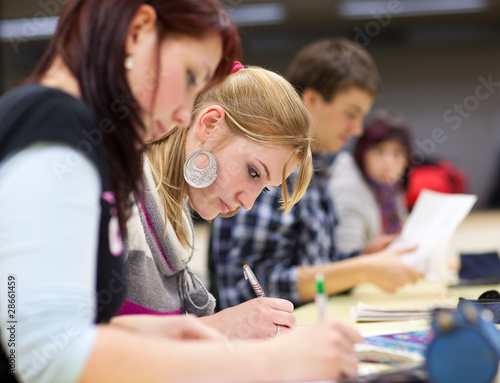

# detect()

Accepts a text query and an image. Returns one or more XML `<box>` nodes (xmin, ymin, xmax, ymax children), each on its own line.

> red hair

<box><xmin>30</xmin><ymin>0</ymin><xmax>241</xmax><ymax>230</ymax></box>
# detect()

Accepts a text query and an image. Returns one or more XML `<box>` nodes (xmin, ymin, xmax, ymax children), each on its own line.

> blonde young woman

<box><xmin>116</xmin><ymin>65</ymin><xmax>314</xmax><ymax>338</ymax></box>
<box><xmin>111</xmin><ymin>66</ymin><xmax>362</xmax><ymax>381</ymax></box>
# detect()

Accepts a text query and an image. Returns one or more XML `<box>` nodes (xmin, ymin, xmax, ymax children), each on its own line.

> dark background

<box><xmin>2</xmin><ymin>0</ymin><xmax>500</xmax><ymax>209</ymax></box>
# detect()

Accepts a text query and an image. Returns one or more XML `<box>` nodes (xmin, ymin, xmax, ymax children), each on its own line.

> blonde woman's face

<box><xmin>127</xmin><ymin>33</ymin><xmax>222</xmax><ymax>142</ymax></box>
<box><xmin>363</xmin><ymin>139</ymin><xmax>408</xmax><ymax>184</ymax></box>
<box><xmin>187</xmin><ymin>134</ymin><xmax>298</xmax><ymax>221</ymax></box>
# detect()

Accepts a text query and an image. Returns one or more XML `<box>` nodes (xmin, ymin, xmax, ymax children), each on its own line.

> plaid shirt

<box><xmin>210</xmin><ymin>153</ymin><xmax>359</xmax><ymax>309</ymax></box>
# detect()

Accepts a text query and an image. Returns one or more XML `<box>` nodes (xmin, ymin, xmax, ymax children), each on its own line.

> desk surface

<box><xmin>293</xmin><ymin>210</ymin><xmax>500</xmax><ymax>381</ymax></box>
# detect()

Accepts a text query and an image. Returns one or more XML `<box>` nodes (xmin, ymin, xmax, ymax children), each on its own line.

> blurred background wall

<box><xmin>2</xmin><ymin>0</ymin><xmax>500</xmax><ymax>209</ymax></box>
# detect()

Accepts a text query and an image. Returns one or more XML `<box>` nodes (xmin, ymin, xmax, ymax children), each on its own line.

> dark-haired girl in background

<box><xmin>330</xmin><ymin>109</ymin><xmax>413</xmax><ymax>254</ymax></box>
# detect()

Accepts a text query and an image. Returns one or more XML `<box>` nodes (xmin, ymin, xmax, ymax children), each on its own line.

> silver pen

<box><xmin>243</xmin><ymin>264</ymin><xmax>266</xmax><ymax>297</ymax></box>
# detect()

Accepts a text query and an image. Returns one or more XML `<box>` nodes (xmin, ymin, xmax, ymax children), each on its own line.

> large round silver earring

<box><xmin>124</xmin><ymin>55</ymin><xmax>135</xmax><ymax>70</ymax></box>
<box><xmin>183</xmin><ymin>144</ymin><xmax>219</xmax><ymax>188</ymax></box>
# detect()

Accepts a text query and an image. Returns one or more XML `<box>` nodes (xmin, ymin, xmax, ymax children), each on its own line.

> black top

<box><xmin>0</xmin><ymin>84</ymin><xmax>126</xmax><ymax>381</ymax></box>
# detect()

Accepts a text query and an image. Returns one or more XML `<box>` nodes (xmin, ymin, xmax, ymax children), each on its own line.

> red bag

<box><xmin>406</xmin><ymin>160</ymin><xmax>468</xmax><ymax>210</ymax></box>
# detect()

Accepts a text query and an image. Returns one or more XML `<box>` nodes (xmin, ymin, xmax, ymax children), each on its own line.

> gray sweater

<box><xmin>116</xmin><ymin>157</ymin><xmax>215</xmax><ymax>317</ymax></box>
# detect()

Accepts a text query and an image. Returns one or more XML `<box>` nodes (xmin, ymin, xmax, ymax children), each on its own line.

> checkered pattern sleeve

<box><xmin>211</xmin><ymin>187</ymin><xmax>303</xmax><ymax>308</ymax></box>
<box><xmin>211</xmin><ymin>170</ymin><xmax>359</xmax><ymax>309</ymax></box>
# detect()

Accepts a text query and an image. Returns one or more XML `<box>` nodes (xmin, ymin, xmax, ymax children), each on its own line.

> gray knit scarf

<box><xmin>120</xmin><ymin>157</ymin><xmax>215</xmax><ymax>317</ymax></box>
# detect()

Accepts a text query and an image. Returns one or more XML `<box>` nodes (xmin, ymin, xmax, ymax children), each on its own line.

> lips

<box><xmin>219</xmin><ymin>199</ymin><xmax>235</xmax><ymax>214</ymax></box>
<box><xmin>154</xmin><ymin>121</ymin><xmax>169</xmax><ymax>140</ymax></box>
<box><xmin>219</xmin><ymin>206</ymin><xmax>241</xmax><ymax>218</ymax></box>
<box><xmin>339</xmin><ymin>135</ymin><xmax>350</xmax><ymax>143</ymax></box>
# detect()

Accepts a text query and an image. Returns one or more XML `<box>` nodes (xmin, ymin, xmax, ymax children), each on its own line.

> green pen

<box><xmin>315</xmin><ymin>272</ymin><xmax>327</xmax><ymax>319</ymax></box>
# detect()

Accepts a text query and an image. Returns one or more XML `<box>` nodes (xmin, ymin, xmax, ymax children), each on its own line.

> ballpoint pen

<box><xmin>243</xmin><ymin>264</ymin><xmax>266</xmax><ymax>297</ymax></box>
<box><xmin>315</xmin><ymin>272</ymin><xmax>327</xmax><ymax>319</ymax></box>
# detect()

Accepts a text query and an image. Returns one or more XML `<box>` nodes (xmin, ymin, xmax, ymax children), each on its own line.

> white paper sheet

<box><xmin>388</xmin><ymin>189</ymin><xmax>477</xmax><ymax>278</ymax></box>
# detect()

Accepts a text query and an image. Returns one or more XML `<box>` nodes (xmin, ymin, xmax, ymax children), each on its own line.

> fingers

<box><xmin>394</xmin><ymin>244</ymin><xmax>418</xmax><ymax>255</ymax></box>
<box><xmin>339</xmin><ymin>323</ymin><xmax>363</xmax><ymax>345</ymax></box>
<box><xmin>311</xmin><ymin>320</ymin><xmax>361</xmax><ymax>349</ymax></box>
<box><xmin>272</xmin><ymin>309</ymin><xmax>297</xmax><ymax>330</ymax></box>
<box><xmin>274</xmin><ymin>320</ymin><xmax>361</xmax><ymax>380</ymax></box>
<box><xmin>318</xmin><ymin>320</ymin><xmax>361</xmax><ymax>378</ymax></box>
<box><xmin>338</xmin><ymin>351</ymin><xmax>359</xmax><ymax>378</ymax></box>
<box><xmin>326</xmin><ymin>320</ymin><xmax>362</xmax><ymax>345</ymax></box>
<box><xmin>258</xmin><ymin>297</ymin><xmax>294</xmax><ymax>313</ymax></box>
<box><xmin>385</xmin><ymin>233</ymin><xmax>400</xmax><ymax>241</ymax></box>
<box><xmin>252</xmin><ymin>297</ymin><xmax>297</xmax><ymax>332</ymax></box>
<box><xmin>384</xmin><ymin>264</ymin><xmax>423</xmax><ymax>292</ymax></box>
<box><xmin>405</xmin><ymin>265</ymin><xmax>425</xmax><ymax>283</ymax></box>
<box><xmin>226</xmin><ymin>298</ymin><xmax>297</xmax><ymax>338</ymax></box>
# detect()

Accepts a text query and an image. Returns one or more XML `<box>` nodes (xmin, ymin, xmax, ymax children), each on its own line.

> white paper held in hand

<box><xmin>388</xmin><ymin>189</ymin><xmax>477</xmax><ymax>279</ymax></box>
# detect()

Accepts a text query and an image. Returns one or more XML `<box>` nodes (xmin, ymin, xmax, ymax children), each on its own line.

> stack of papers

<box><xmin>351</xmin><ymin>302</ymin><xmax>449</xmax><ymax>322</ymax></box>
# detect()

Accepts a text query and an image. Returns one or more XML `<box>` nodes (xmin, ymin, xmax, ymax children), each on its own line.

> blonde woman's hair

<box><xmin>147</xmin><ymin>66</ymin><xmax>313</xmax><ymax>246</ymax></box>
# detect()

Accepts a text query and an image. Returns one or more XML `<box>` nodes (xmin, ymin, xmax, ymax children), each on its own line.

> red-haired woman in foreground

<box><xmin>0</xmin><ymin>1</ymin><xmax>360</xmax><ymax>382</ymax></box>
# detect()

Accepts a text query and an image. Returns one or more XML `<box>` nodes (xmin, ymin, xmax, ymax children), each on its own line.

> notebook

<box><xmin>351</xmin><ymin>302</ymin><xmax>445</xmax><ymax>322</ymax></box>
<box><xmin>359</xmin><ymin>330</ymin><xmax>431</xmax><ymax>363</ymax></box>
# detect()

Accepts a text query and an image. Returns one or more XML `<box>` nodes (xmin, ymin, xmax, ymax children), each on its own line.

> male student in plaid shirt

<box><xmin>210</xmin><ymin>38</ymin><xmax>422</xmax><ymax>310</ymax></box>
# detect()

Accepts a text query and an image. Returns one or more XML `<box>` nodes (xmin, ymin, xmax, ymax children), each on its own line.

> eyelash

<box><xmin>248</xmin><ymin>166</ymin><xmax>259</xmax><ymax>179</ymax></box>
<box><xmin>187</xmin><ymin>70</ymin><xmax>196</xmax><ymax>87</ymax></box>
<box><xmin>248</xmin><ymin>166</ymin><xmax>270</xmax><ymax>193</ymax></box>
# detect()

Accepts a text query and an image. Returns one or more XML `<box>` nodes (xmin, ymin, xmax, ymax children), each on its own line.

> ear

<box><xmin>301</xmin><ymin>88</ymin><xmax>323</xmax><ymax>112</ymax></box>
<box><xmin>194</xmin><ymin>106</ymin><xmax>226</xmax><ymax>143</ymax></box>
<box><xmin>125</xmin><ymin>5</ymin><xmax>158</xmax><ymax>55</ymax></box>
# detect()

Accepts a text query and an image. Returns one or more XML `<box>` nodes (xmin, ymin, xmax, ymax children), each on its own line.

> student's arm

<box><xmin>81</xmin><ymin>317</ymin><xmax>361</xmax><ymax>383</ymax></box>
<box><xmin>211</xmin><ymin>180</ymin><xmax>359</xmax><ymax>308</ymax></box>
<box><xmin>211</xmin><ymin>189</ymin><xmax>306</xmax><ymax>308</ymax></box>
<box><xmin>110</xmin><ymin>314</ymin><xmax>226</xmax><ymax>340</ymax></box>
<box><xmin>297</xmin><ymin>246</ymin><xmax>423</xmax><ymax>302</ymax></box>
<box><xmin>0</xmin><ymin>144</ymin><xmax>103</xmax><ymax>383</ymax></box>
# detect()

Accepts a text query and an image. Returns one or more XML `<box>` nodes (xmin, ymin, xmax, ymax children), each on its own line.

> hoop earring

<box><xmin>124</xmin><ymin>56</ymin><xmax>135</xmax><ymax>70</ymax></box>
<box><xmin>183</xmin><ymin>144</ymin><xmax>219</xmax><ymax>188</ymax></box>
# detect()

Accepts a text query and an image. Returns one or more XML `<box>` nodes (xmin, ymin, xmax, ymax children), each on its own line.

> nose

<box><xmin>382</xmin><ymin>151</ymin><xmax>399</xmax><ymax>164</ymax></box>
<box><xmin>172</xmin><ymin>107</ymin><xmax>192</xmax><ymax>127</ymax></box>
<box><xmin>236</xmin><ymin>188</ymin><xmax>262</xmax><ymax>211</ymax></box>
<box><xmin>350</xmin><ymin>118</ymin><xmax>364</xmax><ymax>137</ymax></box>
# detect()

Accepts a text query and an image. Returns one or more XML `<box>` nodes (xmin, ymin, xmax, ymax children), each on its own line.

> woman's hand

<box><xmin>361</xmin><ymin>245</ymin><xmax>424</xmax><ymax>292</ymax></box>
<box><xmin>362</xmin><ymin>234</ymin><xmax>399</xmax><ymax>254</ymax></box>
<box><xmin>267</xmin><ymin>319</ymin><xmax>362</xmax><ymax>381</ymax></box>
<box><xmin>200</xmin><ymin>297</ymin><xmax>296</xmax><ymax>339</ymax></box>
